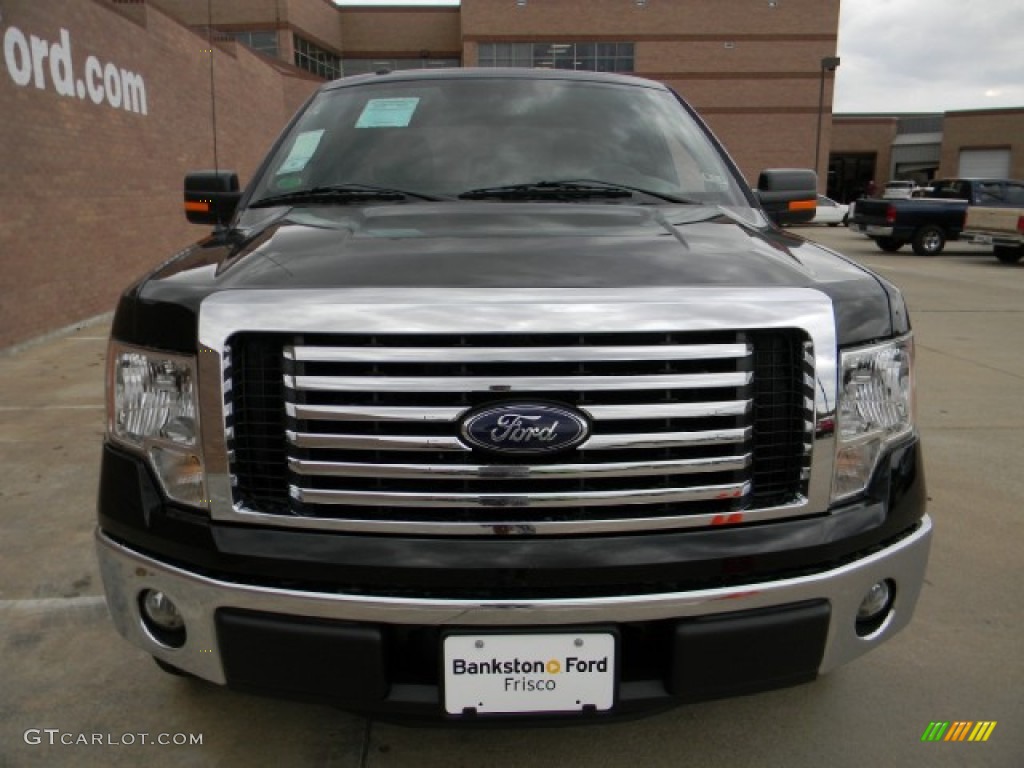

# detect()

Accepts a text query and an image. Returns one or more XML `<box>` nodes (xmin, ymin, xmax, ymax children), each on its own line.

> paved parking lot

<box><xmin>1</xmin><ymin>227</ymin><xmax>1021</xmax><ymax>767</ymax></box>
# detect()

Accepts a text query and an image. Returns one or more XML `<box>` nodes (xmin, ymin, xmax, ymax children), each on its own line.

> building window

<box><xmin>342</xmin><ymin>58</ymin><xmax>461</xmax><ymax>76</ymax></box>
<box><xmin>478</xmin><ymin>42</ymin><xmax>634</xmax><ymax>72</ymax></box>
<box><xmin>233</xmin><ymin>30</ymin><xmax>278</xmax><ymax>58</ymax></box>
<box><xmin>294</xmin><ymin>34</ymin><xmax>342</xmax><ymax>80</ymax></box>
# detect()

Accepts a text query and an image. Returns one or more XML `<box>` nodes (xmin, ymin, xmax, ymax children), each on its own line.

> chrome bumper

<box><xmin>851</xmin><ymin>224</ymin><xmax>895</xmax><ymax>237</ymax></box>
<box><xmin>96</xmin><ymin>517</ymin><xmax>932</xmax><ymax>686</ymax></box>
<box><xmin>963</xmin><ymin>232</ymin><xmax>1021</xmax><ymax>247</ymax></box>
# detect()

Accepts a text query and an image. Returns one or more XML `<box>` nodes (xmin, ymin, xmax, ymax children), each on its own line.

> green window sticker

<box><xmin>278</xmin><ymin>129</ymin><xmax>325</xmax><ymax>174</ymax></box>
<box><xmin>356</xmin><ymin>97</ymin><xmax>421</xmax><ymax>128</ymax></box>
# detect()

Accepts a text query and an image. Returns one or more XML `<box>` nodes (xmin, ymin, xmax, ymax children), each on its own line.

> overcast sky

<box><xmin>335</xmin><ymin>0</ymin><xmax>1024</xmax><ymax>114</ymax></box>
<box><xmin>834</xmin><ymin>0</ymin><xmax>1024</xmax><ymax>113</ymax></box>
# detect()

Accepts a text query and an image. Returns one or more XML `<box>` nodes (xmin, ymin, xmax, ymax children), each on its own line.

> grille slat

<box><xmin>285</xmin><ymin>343</ymin><xmax>752</xmax><ymax>363</ymax></box>
<box><xmin>288</xmin><ymin>431</ymin><xmax>469</xmax><ymax>452</ymax></box>
<box><xmin>586</xmin><ymin>401</ymin><xmax>751</xmax><ymax>420</ymax></box>
<box><xmin>284</xmin><ymin>400</ymin><xmax>752</xmax><ymax>423</ymax></box>
<box><xmin>581</xmin><ymin>427</ymin><xmax>751</xmax><ymax>451</ymax></box>
<box><xmin>286</xmin><ymin>371</ymin><xmax>752</xmax><ymax>393</ymax></box>
<box><xmin>287</xmin><ymin>403</ymin><xmax>465</xmax><ymax>422</ymax></box>
<box><xmin>228</xmin><ymin>330</ymin><xmax>810</xmax><ymax>532</ymax></box>
<box><xmin>286</xmin><ymin>426</ymin><xmax>751</xmax><ymax>452</ymax></box>
<box><xmin>291</xmin><ymin>482</ymin><xmax>749</xmax><ymax>509</ymax></box>
<box><xmin>288</xmin><ymin>454</ymin><xmax>751</xmax><ymax>480</ymax></box>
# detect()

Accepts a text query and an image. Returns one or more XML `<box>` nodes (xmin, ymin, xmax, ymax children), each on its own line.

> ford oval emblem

<box><xmin>461</xmin><ymin>403</ymin><xmax>589</xmax><ymax>455</ymax></box>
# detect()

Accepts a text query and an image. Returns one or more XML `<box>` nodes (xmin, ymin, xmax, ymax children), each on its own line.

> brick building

<box><xmin>0</xmin><ymin>0</ymin><xmax>322</xmax><ymax>349</ymax></box>
<box><xmin>830</xmin><ymin>108</ymin><xmax>1024</xmax><ymax>202</ymax></box>
<box><xmin>1</xmin><ymin>0</ymin><xmax>846</xmax><ymax>349</ymax></box>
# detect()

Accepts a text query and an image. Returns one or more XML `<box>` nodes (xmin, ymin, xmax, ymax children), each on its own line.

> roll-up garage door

<box><xmin>958</xmin><ymin>149</ymin><xmax>1011</xmax><ymax>177</ymax></box>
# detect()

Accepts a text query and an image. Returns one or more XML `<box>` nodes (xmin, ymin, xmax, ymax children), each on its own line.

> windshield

<box><xmin>248</xmin><ymin>75</ymin><xmax>749</xmax><ymax>207</ymax></box>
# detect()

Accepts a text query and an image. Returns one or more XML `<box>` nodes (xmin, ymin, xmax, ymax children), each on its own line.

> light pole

<box><xmin>815</xmin><ymin>56</ymin><xmax>841</xmax><ymax>189</ymax></box>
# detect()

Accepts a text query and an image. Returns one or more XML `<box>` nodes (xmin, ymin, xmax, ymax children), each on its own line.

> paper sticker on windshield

<box><xmin>277</xmin><ymin>129</ymin><xmax>324</xmax><ymax>174</ymax></box>
<box><xmin>356</xmin><ymin>98</ymin><xmax>420</xmax><ymax>128</ymax></box>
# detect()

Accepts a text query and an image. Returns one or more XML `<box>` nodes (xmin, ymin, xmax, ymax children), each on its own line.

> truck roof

<box><xmin>322</xmin><ymin>67</ymin><xmax>669</xmax><ymax>93</ymax></box>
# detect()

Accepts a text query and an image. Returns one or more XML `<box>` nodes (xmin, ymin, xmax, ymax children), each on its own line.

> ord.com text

<box><xmin>3</xmin><ymin>25</ymin><xmax>147</xmax><ymax>115</ymax></box>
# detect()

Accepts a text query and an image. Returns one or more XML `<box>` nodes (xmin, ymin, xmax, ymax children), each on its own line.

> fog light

<box><xmin>856</xmin><ymin>579</ymin><xmax>894</xmax><ymax>636</ymax></box>
<box><xmin>140</xmin><ymin>589</ymin><xmax>187</xmax><ymax>647</ymax></box>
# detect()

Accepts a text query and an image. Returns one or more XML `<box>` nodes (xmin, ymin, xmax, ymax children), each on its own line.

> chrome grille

<box><xmin>228</xmin><ymin>330</ymin><xmax>811</xmax><ymax>531</ymax></box>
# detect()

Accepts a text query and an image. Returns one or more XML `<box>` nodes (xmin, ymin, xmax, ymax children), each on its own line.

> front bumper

<box><xmin>96</xmin><ymin>517</ymin><xmax>931</xmax><ymax>718</ymax></box>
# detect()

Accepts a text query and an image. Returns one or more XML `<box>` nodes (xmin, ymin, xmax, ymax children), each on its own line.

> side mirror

<box><xmin>184</xmin><ymin>170</ymin><xmax>241</xmax><ymax>227</ymax></box>
<box><xmin>755</xmin><ymin>169</ymin><xmax>817</xmax><ymax>226</ymax></box>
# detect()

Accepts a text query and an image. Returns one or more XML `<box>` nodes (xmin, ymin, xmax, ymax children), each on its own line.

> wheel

<box><xmin>994</xmin><ymin>245</ymin><xmax>1023</xmax><ymax>264</ymax></box>
<box><xmin>911</xmin><ymin>225</ymin><xmax>945</xmax><ymax>255</ymax></box>
<box><xmin>153</xmin><ymin>656</ymin><xmax>194</xmax><ymax>677</ymax></box>
<box><xmin>875</xmin><ymin>237</ymin><xmax>904</xmax><ymax>252</ymax></box>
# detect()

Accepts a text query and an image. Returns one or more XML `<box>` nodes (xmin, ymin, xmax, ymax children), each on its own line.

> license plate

<box><xmin>443</xmin><ymin>632</ymin><xmax>616</xmax><ymax>715</ymax></box>
<box><xmin>969</xmin><ymin>234</ymin><xmax>993</xmax><ymax>245</ymax></box>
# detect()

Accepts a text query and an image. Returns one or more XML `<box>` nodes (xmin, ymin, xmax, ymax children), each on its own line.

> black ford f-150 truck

<box><xmin>97</xmin><ymin>68</ymin><xmax>930</xmax><ymax>722</ymax></box>
<box><xmin>851</xmin><ymin>178</ymin><xmax>1024</xmax><ymax>255</ymax></box>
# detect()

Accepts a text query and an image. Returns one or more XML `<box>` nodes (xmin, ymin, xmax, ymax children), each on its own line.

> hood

<box><xmin>115</xmin><ymin>202</ymin><xmax>900</xmax><ymax>351</ymax></box>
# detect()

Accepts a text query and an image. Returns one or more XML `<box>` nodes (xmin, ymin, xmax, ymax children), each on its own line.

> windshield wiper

<box><xmin>558</xmin><ymin>179</ymin><xmax>700</xmax><ymax>204</ymax></box>
<box><xmin>457</xmin><ymin>180</ymin><xmax>696</xmax><ymax>204</ymax></box>
<box><xmin>249</xmin><ymin>183</ymin><xmax>440</xmax><ymax>208</ymax></box>
<box><xmin>458</xmin><ymin>181</ymin><xmax>630</xmax><ymax>201</ymax></box>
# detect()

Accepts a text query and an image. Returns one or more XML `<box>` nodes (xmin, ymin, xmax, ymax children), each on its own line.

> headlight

<box><xmin>108</xmin><ymin>343</ymin><xmax>206</xmax><ymax>507</ymax></box>
<box><xmin>832</xmin><ymin>335</ymin><xmax>915</xmax><ymax>502</ymax></box>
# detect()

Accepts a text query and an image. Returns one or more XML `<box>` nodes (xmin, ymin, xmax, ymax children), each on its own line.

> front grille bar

<box><xmin>285</xmin><ymin>371</ymin><xmax>752</xmax><ymax>393</ymax></box>
<box><xmin>288</xmin><ymin>454</ymin><xmax>751</xmax><ymax>480</ymax></box>
<box><xmin>285</xmin><ymin>400</ymin><xmax>752</xmax><ymax>423</ymax></box>
<box><xmin>286</xmin><ymin>426</ymin><xmax>752</xmax><ymax>452</ymax></box>
<box><xmin>285</xmin><ymin>342</ymin><xmax>752</xmax><ymax>363</ymax></box>
<box><xmin>291</xmin><ymin>481</ymin><xmax>750</xmax><ymax>508</ymax></box>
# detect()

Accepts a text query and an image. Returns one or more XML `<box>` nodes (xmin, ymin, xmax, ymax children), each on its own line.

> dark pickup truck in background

<box><xmin>851</xmin><ymin>178</ymin><xmax>1024</xmax><ymax>255</ymax></box>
